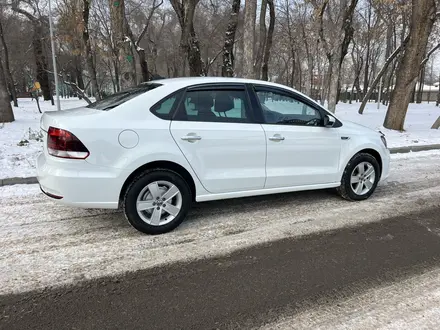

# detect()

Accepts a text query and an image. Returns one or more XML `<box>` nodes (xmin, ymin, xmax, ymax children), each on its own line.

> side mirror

<box><xmin>324</xmin><ymin>115</ymin><xmax>336</xmax><ymax>128</ymax></box>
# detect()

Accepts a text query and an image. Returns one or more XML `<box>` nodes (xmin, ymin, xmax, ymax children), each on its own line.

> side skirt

<box><xmin>196</xmin><ymin>182</ymin><xmax>341</xmax><ymax>202</ymax></box>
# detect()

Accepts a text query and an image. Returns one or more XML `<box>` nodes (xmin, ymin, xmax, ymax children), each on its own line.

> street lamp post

<box><xmin>48</xmin><ymin>0</ymin><xmax>61</xmax><ymax>111</ymax></box>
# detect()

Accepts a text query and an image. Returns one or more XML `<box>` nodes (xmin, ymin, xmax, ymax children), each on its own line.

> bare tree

<box><xmin>261</xmin><ymin>0</ymin><xmax>275</xmax><ymax>81</ymax></box>
<box><xmin>82</xmin><ymin>0</ymin><xmax>101</xmax><ymax>100</ymax></box>
<box><xmin>170</xmin><ymin>0</ymin><xmax>205</xmax><ymax>76</ymax></box>
<box><xmin>254</xmin><ymin>0</ymin><xmax>267</xmax><ymax>78</ymax></box>
<box><xmin>0</xmin><ymin>14</ymin><xmax>18</xmax><ymax>107</ymax></box>
<box><xmin>358</xmin><ymin>35</ymin><xmax>409</xmax><ymax>114</ymax></box>
<box><xmin>126</xmin><ymin>0</ymin><xmax>163</xmax><ymax>82</ymax></box>
<box><xmin>222</xmin><ymin>0</ymin><xmax>241</xmax><ymax>77</ymax></box>
<box><xmin>313</xmin><ymin>0</ymin><xmax>359</xmax><ymax>113</ymax></box>
<box><xmin>242</xmin><ymin>0</ymin><xmax>256</xmax><ymax>78</ymax></box>
<box><xmin>108</xmin><ymin>0</ymin><xmax>136</xmax><ymax>88</ymax></box>
<box><xmin>11</xmin><ymin>2</ymin><xmax>52</xmax><ymax>101</ymax></box>
<box><xmin>384</xmin><ymin>0</ymin><xmax>438</xmax><ymax>131</ymax></box>
<box><xmin>0</xmin><ymin>60</ymin><xmax>14</xmax><ymax>123</ymax></box>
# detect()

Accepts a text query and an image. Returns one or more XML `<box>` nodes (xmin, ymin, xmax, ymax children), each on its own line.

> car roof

<box><xmin>151</xmin><ymin>77</ymin><xmax>319</xmax><ymax>107</ymax></box>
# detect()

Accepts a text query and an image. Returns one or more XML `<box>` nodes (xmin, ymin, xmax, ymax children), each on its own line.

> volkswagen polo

<box><xmin>37</xmin><ymin>77</ymin><xmax>390</xmax><ymax>234</ymax></box>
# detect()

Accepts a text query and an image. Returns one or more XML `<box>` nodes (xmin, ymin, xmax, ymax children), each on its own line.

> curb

<box><xmin>0</xmin><ymin>177</ymin><xmax>38</xmax><ymax>187</ymax></box>
<box><xmin>389</xmin><ymin>144</ymin><xmax>440</xmax><ymax>154</ymax></box>
<box><xmin>1</xmin><ymin>145</ymin><xmax>440</xmax><ymax>187</ymax></box>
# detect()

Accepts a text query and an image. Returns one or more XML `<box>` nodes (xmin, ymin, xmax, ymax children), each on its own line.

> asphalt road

<box><xmin>2</xmin><ymin>207</ymin><xmax>440</xmax><ymax>330</ymax></box>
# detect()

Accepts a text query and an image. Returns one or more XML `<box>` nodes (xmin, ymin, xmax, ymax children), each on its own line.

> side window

<box><xmin>177</xmin><ymin>89</ymin><xmax>250</xmax><ymax>123</ymax></box>
<box><xmin>150</xmin><ymin>92</ymin><xmax>181</xmax><ymax>120</ymax></box>
<box><xmin>256</xmin><ymin>90</ymin><xmax>322</xmax><ymax>126</ymax></box>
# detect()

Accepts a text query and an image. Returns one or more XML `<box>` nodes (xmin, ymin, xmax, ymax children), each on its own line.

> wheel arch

<box><xmin>358</xmin><ymin>148</ymin><xmax>383</xmax><ymax>175</ymax></box>
<box><xmin>342</xmin><ymin>148</ymin><xmax>383</xmax><ymax>181</ymax></box>
<box><xmin>119</xmin><ymin>160</ymin><xmax>197</xmax><ymax>206</ymax></box>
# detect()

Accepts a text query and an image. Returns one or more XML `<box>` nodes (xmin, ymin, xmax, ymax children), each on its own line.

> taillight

<box><xmin>47</xmin><ymin>127</ymin><xmax>89</xmax><ymax>159</ymax></box>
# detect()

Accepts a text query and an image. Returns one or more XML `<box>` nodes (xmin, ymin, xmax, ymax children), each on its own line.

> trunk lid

<box><xmin>40</xmin><ymin>107</ymin><xmax>103</xmax><ymax>132</ymax></box>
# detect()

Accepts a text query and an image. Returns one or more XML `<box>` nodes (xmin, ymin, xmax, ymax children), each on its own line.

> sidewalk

<box><xmin>1</xmin><ymin>144</ymin><xmax>439</xmax><ymax>187</ymax></box>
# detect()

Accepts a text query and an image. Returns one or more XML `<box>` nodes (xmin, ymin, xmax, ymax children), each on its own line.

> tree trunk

<box><xmin>317</xmin><ymin>0</ymin><xmax>358</xmax><ymax>113</ymax></box>
<box><xmin>254</xmin><ymin>0</ymin><xmax>267</xmax><ymax>79</ymax></box>
<box><xmin>328</xmin><ymin>1</ymin><xmax>358</xmax><ymax>112</ymax></box>
<box><xmin>261</xmin><ymin>0</ymin><xmax>275</xmax><ymax>81</ymax></box>
<box><xmin>187</xmin><ymin>26</ymin><xmax>205</xmax><ymax>76</ymax></box>
<box><xmin>139</xmin><ymin>49</ymin><xmax>149</xmax><ymax>81</ymax></box>
<box><xmin>0</xmin><ymin>19</ymin><xmax>18</xmax><ymax>107</ymax></box>
<box><xmin>431</xmin><ymin>116</ymin><xmax>440</xmax><ymax>129</ymax></box>
<box><xmin>33</xmin><ymin>24</ymin><xmax>51</xmax><ymax>101</ymax></box>
<box><xmin>222</xmin><ymin>0</ymin><xmax>241</xmax><ymax>77</ymax></box>
<box><xmin>437</xmin><ymin>82</ymin><xmax>440</xmax><ymax>106</ymax></box>
<box><xmin>170</xmin><ymin>0</ymin><xmax>205</xmax><ymax>77</ymax></box>
<box><xmin>109</xmin><ymin>0</ymin><xmax>136</xmax><ymax>88</ymax></box>
<box><xmin>0</xmin><ymin>60</ymin><xmax>14</xmax><ymax>123</ymax></box>
<box><xmin>74</xmin><ymin>56</ymin><xmax>85</xmax><ymax>91</ymax></box>
<box><xmin>82</xmin><ymin>0</ymin><xmax>100</xmax><ymax>100</ymax></box>
<box><xmin>327</xmin><ymin>56</ymin><xmax>340</xmax><ymax>112</ymax></box>
<box><xmin>242</xmin><ymin>0</ymin><xmax>257</xmax><ymax>78</ymax></box>
<box><xmin>384</xmin><ymin>0</ymin><xmax>437</xmax><ymax>131</ymax></box>
<box><xmin>350</xmin><ymin>44</ymin><xmax>363</xmax><ymax>102</ymax></box>
<box><xmin>363</xmin><ymin>2</ymin><xmax>372</xmax><ymax>96</ymax></box>
<box><xmin>416</xmin><ymin>65</ymin><xmax>425</xmax><ymax>103</ymax></box>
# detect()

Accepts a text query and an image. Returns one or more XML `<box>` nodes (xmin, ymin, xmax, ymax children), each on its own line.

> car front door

<box><xmin>170</xmin><ymin>84</ymin><xmax>266</xmax><ymax>194</ymax></box>
<box><xmin>252</xmin><ymin>86</ymin><xmax>341</xmax><ymax>189</ymax></box>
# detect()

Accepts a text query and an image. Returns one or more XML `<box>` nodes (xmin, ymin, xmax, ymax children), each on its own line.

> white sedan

<box><xmin>37</xmin><ymin>77</ymin><xmax>390</xmax><ymax>234</ymax></box>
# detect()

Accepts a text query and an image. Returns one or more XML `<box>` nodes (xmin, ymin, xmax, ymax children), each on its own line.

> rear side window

<box><xmin>175</xmin><ymin>89</ymin><xmax>250</xmax><ymax>123</ymax></box>
<box><xmin>150</xmin><ymin>91</ymin><xmax>182</xmax><ymax>120</ymax></box>
<box><xmin>87</xmin><ymin>83</ymin><xmax>161</xmax><ymax>111</ymax></box>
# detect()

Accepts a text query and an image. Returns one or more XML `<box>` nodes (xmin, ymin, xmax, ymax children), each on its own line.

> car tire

<box><xmin>123</xmin><ymin>169</ymin><xmax>192</xmax><ymax>235</ymax></box>
<box><xmin>337</xmin><ymin>153</ymin><xmax>381</xmax><ymax>201</ymax></box>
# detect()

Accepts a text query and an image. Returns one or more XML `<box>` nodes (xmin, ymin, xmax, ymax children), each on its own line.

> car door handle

<box><xmin>269</xmin><ymin>135</ymin><xmax>285</xmax><ymax>141</ymax></box>
<box><xmin>181</xmin><ymin>135</ymin><xmax>202</xmax><ymax>142</ymax></box>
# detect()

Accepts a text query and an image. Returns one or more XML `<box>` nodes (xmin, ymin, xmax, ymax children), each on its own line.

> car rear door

<box><xmin>251</xmin><ymin>85</ymin><xmax>341</xmax><ymax>189</ymax></box>
<box><xmin>170</xmin><ymin>84</ymin><xmax>266</xmax><ymax>194</ymax></box>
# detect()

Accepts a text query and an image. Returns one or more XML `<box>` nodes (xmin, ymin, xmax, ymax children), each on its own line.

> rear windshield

<box><xmin>87</xmin><ymin>83</ymin><xmax>161</xmax><ymax>110</ymax></box>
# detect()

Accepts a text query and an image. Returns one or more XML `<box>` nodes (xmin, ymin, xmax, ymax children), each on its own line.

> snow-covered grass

<box><xmin>0</xmin><ymin>98</ymin><xmax>439</xmax><ymax>179</ymax></box>
<box><xmin>336</xmin><ymin>102</ymin><xmax>440</xmax><ymax>148</ymax></box>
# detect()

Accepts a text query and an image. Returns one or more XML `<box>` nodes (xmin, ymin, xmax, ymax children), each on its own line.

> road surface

<box><xmin>1</xmin><ymin>207</ymin><xmax>440</xmax><ymax>329</ymax></box>
<box><xmin>1</xmin><ymin>151</ymin><xmax>440</xmax><ymax>329</ymax></box>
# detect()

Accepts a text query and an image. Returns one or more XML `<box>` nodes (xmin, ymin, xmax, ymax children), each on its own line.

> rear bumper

<box><xmin>37</xmin><ymin>152</ymin><xmax>128</xmax><ymax>209</ymax></box>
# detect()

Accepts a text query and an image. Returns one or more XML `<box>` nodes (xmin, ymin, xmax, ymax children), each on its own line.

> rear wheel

<box><xmin>337</xmin><ymin>153</ymin><xmax>380</xmax><ymax>201</ymax></box>
<box><xmin>123</xmin><ymin>169</ymin><xmax>192</xmax><ymax>234</ymax></box>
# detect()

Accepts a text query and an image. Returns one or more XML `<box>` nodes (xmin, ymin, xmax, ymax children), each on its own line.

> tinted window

<box><xmin>87</xmin><ymin>83</ymin><xmax>161</xmax><ymax>110</ymax></box>
<box><xmin>150</xmin><ymin>91</ymin><xmax>181</xmax><ymax>120</ymax></box>
<box><xmin>177</xmin><ymin>89</ymin><xmax>250</xmax><ymax>123</ymax></box>
<box><xmin>256</xmin><ymin>90</ymin><xmax>322</xmax><ymax>126</ymax></box>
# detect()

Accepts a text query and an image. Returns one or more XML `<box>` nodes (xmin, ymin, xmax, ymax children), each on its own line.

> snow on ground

<box><xmin>336</xmin><ymin>102</ymin><xmax>440</xmax><ymax>148</ymax></box>
<box><xmin>1</xmin><ymin>151</ymin><xmax>440</xmax><ymax>295</ymax></box>
<box><xmin>0</xmin><ymin>98</ymin><xmax>90</xmax><ymax>179</ymax></box>
<box><xmin>0</xmin><ymin>98</ymin><xmax>439</xmax><ymax>179</ymax></box>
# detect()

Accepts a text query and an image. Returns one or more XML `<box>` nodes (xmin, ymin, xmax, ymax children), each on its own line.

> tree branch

<box><xmin>136</xmin><ymin>0</ymin><xmax>163</xmax><ymax>46</ymax></box>
<box><xmin>10</xmin><ymin>6</ymin><xmax>37</xmax><ymax>22</ymax></box>
<box><xmin>420</xmin><ymin>43</ymin><xmax>440</xmax><ymax>67</ymax></box>
<box><xmin>358</xmin><ymin>34</ymin><xmax>410</xmax><ymax>114</ymax></box>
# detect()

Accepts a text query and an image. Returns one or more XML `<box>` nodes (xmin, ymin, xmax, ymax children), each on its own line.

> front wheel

<box><xmin>337</xmin><ymin>153</ymin><xmax>381</xmax><ymax>201</ymax></box>
<box><xmin>123</xmin><ymin>169</ymin><xmax>192</xmax><ymax>235</ymax></box>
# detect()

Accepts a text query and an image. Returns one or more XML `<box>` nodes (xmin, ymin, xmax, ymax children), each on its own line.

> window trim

<box><xmin>172</xmin><ymin>83</ymin><xmax>257</xmax><ymax>124</ymax></box>
<box><xmin>250</xmin><ymin>84</ymin><xmax>342</xmax><ymax>128</ymax></box>
<box><xmin>149</xmin><ymin>88</ymin><xmax>185</xmax><ymax>120</ymax></box>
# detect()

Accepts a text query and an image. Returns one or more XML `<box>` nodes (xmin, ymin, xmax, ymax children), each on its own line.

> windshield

<box><xmin>87</xmin><ymin>83</ymin><xmax>161</xmax><ymax>110</ymax></box>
